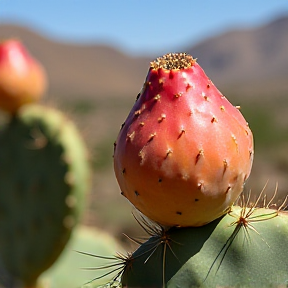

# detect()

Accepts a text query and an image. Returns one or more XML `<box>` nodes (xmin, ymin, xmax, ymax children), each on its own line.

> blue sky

<box><xmin>0</xmin><ymin>0</ymin><xmax>288</xmax><ymax>55</ymax></box>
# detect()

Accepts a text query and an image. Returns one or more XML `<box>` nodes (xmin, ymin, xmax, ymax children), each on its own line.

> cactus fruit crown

<box><xmin>114</xmin><ymin>52</ymin><xmax>254</xmax><ymax>227</ymax></box>
<box><xmin>150</xmin><ymin>53</ymin><xmax>196</xmax><ymax>70</ymax></box>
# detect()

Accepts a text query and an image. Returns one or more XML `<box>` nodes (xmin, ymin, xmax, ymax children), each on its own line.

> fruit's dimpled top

<box><xmin>0</xmin><ymin>39</ymin><xmax>47</xmax><ymax>113</ymax></box>
<box><xmin>114</xmin><ymin>53</ymin><xmax>254</xmax><ymax>227</ymax></box>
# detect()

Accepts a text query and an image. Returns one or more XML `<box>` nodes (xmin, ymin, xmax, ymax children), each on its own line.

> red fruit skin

<box><xmin>114</xmin><ymin>55</ymin><xmax>253</xmax><ymax>227</ymax></box>
<box><xmin>0</xmin><ymin>39</ymin><xmax>47</xmax><ymax>113</ymax></box>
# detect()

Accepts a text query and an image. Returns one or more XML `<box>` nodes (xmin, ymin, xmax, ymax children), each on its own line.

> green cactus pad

<box><xmin>0</xmin><ymin>104</ymin><xmax>90</xmax><ymax>286</ymax></box>
<box><xmin>121</xmin><ymin>206</ymin><xmax>288</xmax><ymax>288</ymax></box>
<box><xmin>39</xmin><ymin>225</ymin><xmax>122</xmax><ymax>288</ymax></box>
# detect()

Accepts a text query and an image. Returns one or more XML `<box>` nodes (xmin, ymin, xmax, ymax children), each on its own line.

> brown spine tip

<box><xmin>197</xmin><ymin>182</ymin><xmax>204</xmax><ymax>190</ymax></box>
<box><xmin>134</xmin><ymin>109</ymin><xmax>141</xmax><ymax>117</ymax></box>
<box><xmin>150</xmin><ymin>53</ymin><xmax>197</xmax><ymax>70</ymax></box>
<box><xmin>165</xmin><ymin>148</ymin><xmax>173</xmax><ymax>159</ymax></box>
<box><xmin>223</xmin><ymin>159</ymin><xmax>228</xmax><ymax>175</ymax></box>
<box><xmin>126</xmin><ymin>131</ymin><xmax>135</xmax><ymax>142</ymax></box>
<box><xmin>158</xmin><ymin>114</ymin><xmax>166</xmax><ymax>123</ymax></box>
<box><xmin>195</xmin><ymin>149</ymin><xmax>204</xmax><ymax>164</ymax></box>
<box><xmin>178</xmin><ymin>126</ymin><xmax>186</xmax><ymax>139</ymax></box>
<box><xmin>154</xmin><ymin>94</ymin><xmax>161</xmax><ymax>101</ymax></box>
<box><xmin>138</xmin><ymin>149</ymin><xmax>145</xmax><ymax>164</ymax></box>
<box><xmin>225</xmin><ymin>186</ymin><xmax>232</xmax><ymax>194</ymax></box>
<box><xmin>231</xmin><ymin>134</ymin><xmax>238</xmax><ymax>147</ymax></box>
<box><xmin>202</xmin><ymin>92</ymin><xmax>208</xmax><ymax>100</ymax></box>
<box><xmin>174</xmin><ymin>92</ymin><xmax>183</xmax><ymax>98</ymax></box>
<box><xmin>186</xmin><ymin>83</ymin><xmax>192</xmax><ymax>91</ymax></box>
<box><xmin>211</xmin><ymin>116</ymin><xmax>217</xmax><ymax>123</ymax></box>
<box><xmin>148</xmin><ymin>133</ymin><xmax>156</xmax><ymax>143</ymax></box>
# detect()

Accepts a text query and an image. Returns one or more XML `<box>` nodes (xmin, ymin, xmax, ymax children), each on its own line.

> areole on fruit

<box><xmin>114</xmin><ymin>52</ymin><xmax>254</xmax><ymax>227</ymax></box>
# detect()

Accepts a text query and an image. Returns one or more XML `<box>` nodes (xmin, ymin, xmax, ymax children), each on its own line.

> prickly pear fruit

<box><xmin>114</xmin><ymin>53</ymin><xmax>253</xmax><ymax>227</ymax></box>
<box><xmin>121</xmin><ymin>205</ymin><xmax>288</xmax><ymax>288</ymax></box>
<box><xmin>0</xmin><ymin>39</ymin><xmax>47</xmax><ymax>113</ymax></box>
<box><xmin>0</xmin><ymin>104</ymin><xmax>90</xmax><ymax>287</ymax></box>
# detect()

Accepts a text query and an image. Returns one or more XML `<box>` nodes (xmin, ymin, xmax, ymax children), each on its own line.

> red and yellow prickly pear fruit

<box><xmin>114</xmin><ymin>53</ymin><xmax>254</xmax><ymax>227</ymax></box>
<box><xmin>0</xmin><ymin>39</ymin><xmax>47</xmax><ymax>113</ymax></box>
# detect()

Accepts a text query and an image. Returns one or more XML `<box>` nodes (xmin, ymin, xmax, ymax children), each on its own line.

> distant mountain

<box><xmin>186</xmin><ymin>15</ymin><xmax>288</xmax><ymax>97</ymax></box>
<box><xmin>0</xmin><ymin>24</ymin><xmax>151</xmax><ymax>100</ymax></box>
<box><xmin>0</xmin><ymin>15</ymin><xmax>288</xmax><ymax>100</ymax></box>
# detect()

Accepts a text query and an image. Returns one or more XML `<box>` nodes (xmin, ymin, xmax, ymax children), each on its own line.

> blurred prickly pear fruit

<box><xmin>0</xmin><ymin>104</ymin><xmax>90</xmax><ymax>287</ymax></box>
<box><xmin>121</xmin><ymin>205</ymin><xmax>288</xmax><ymax>287</ymax></box>
<box><xmin>114</xmin><ymin>52</ymin><xmax>254</xmax><ymax>227</ymax></box>
<box><xmin>0</xmin><ymin>39</ymin><xmax>47</xmax><ymax>113</ymax></box>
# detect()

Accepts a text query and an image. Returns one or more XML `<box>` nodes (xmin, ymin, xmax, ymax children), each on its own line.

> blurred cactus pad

<box><xmin>119</xmin><ymin>204</ymin><xmax>288</xmax><ymax>288</ymax></box>
<box><xmin>0</xmin><ymin>104</ymin><xmax>90</xmax><ymax>287</ymax></box>
<box><xmin>39</xmin><ymin>225</ymin><xmax>121</xmax><ymax>288</ymax></box>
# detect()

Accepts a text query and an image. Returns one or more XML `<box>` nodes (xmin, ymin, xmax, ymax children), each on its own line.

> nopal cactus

<box><xmin>79</xmin><ymin>193</ymin><xmax>288</xmax><ymax>288</ymax></box>
<box><xmin>0</xmin><ymin>39</ymin><xmax>47</xmax><ymax>113</ymax></box>
<box><xmin>0</xmin><ymin>104</ymin><xmax>90</xmax><ymax>287</ymax></box>
<box><xmin>120</xmin><ymin>200</ymin><xmax>288</xmax><ymax>288</ymax></box>
<box><xmin>114</xmin><ymin>52</ymin><xmax>254</xmax><ymax>227</ymax></box>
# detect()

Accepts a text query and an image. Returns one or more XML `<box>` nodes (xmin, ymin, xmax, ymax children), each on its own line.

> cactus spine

<box><xmin>121</xmin><ymin>203</ymin><xmax>288</xmax><ymax>288</ymax></box>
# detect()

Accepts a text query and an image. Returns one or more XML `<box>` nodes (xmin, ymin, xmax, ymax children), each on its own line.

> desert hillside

<box><xmin>1</xmin><ymin>15</ymin><xmax>288</xmax><ymax>100</ymax></box>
